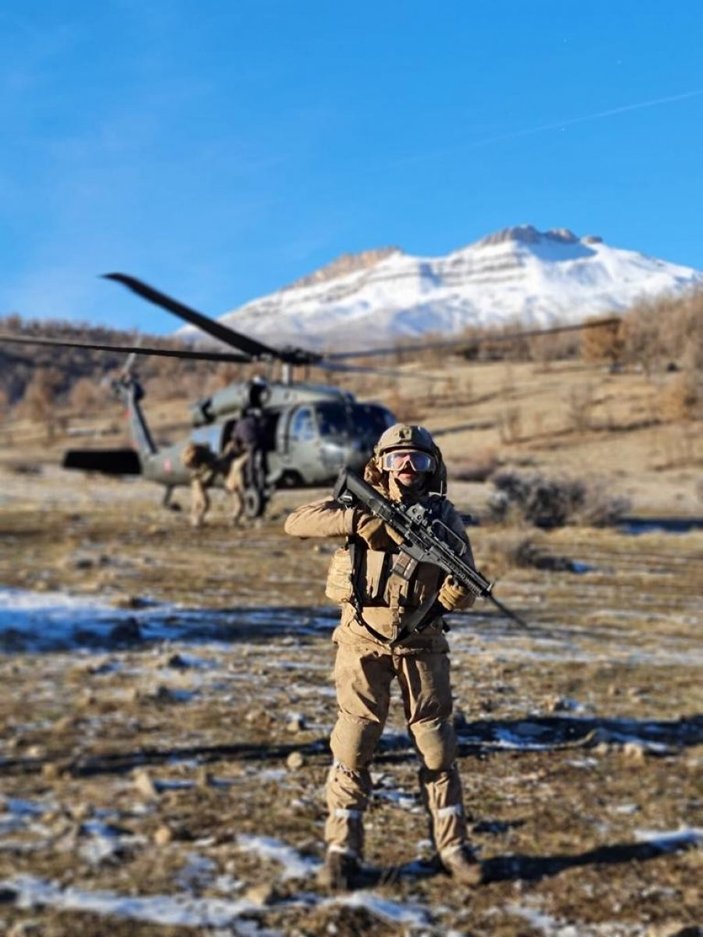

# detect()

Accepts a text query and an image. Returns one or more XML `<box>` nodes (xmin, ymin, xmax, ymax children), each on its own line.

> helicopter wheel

<box><xmin>243</xmin><ymin>485</ymin><xmax>267</xmax><ymax>519</ymax></box>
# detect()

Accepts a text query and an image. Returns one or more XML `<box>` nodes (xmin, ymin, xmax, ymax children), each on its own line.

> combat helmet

<box><xmin>366</xmin><ymin>422</ymin><xmax>447</xmax><ymax>495</ymax></box>
<box><xmin>375</xmin><ymin>423</ymin><xmax>435</xmax><ymax>456</ymax></box>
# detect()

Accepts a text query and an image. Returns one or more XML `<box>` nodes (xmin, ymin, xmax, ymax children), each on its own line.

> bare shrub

<box><xmin>487</xmin><ymin>468</ymin><xmax>629</xmax><ymax>528</ymax></box>
<box><xmin>577</xmin><ymin>487</ymin><xmax>632</xmax><ymax>527</ymax></box>
<box><xmin>581</xmin><ymin>317</ymin><xmax>625</xmax><ymax>366</ymax></box>
<box><xmin>69</xmin><ymin>377</ymin><xmax>102</xmax><ymax>413</ymax></box>
<box><xmin>381</xmin><ymin>385</ymin><xmax>421</xmax><ymax>423</ymax></box>
<box><xmin>18</xmin><ymin>367</ymin><xmax>62</xmax><ymax>440</ymax></box>
<box><xmin>498</xmin><ymin>405</ymin><xmax>522</xmax><ymax>443</ymax></box>
<box><xmin>448</xmin><ymin>448</ymin><xmax>500</xmax><ymax>482</ymax></box>
<box><xmin>566</xmin><ymin>383</ymin><xmax>596</xmax><ymax>432</ymax></box>
<box><xmin>476</xmin><ymin>531</ymin><xmax>540</xmax><ymax>579</ymax></box>
<box><xmin>620</xmin><ymin>288</ymin><xmax>703</xmax><ymax>375</ymax></box>
<box><xmin>659</xmin><ymin>370</ymin><xmax>702</xmax><ymax>421</ymax></box>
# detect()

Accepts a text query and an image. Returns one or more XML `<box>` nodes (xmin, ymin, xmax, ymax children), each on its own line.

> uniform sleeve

<box><xmin>284</xmin><ymin>497</ymin><xmax>356</xmax><ymax>539</ymax></box>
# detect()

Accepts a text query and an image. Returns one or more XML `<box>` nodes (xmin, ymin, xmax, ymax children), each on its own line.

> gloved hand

<box><xmin>438</xmin><ymin>576</ymin><xmax>476</xmax><ymax>611</ymax></box>
<box><xmin>354</xmin><ymin>511</ymin><xmax>404</xmax><ymax>550</ymax></box>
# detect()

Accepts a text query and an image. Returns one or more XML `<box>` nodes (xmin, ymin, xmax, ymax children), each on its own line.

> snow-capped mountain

<box><xmin>185</xmin><ymin>226</ymin><xmax>703</xmax><ymax>351</ymax></box>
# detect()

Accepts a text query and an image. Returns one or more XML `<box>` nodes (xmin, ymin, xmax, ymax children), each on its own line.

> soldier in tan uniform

<box><xmin>284</xmin><ymin>423</ymin><xmax>481</xmax><ymax>890</ymax></box>
<box><xmin>181</xmin><ymin>441</ymin><xmax>244</xmax><ymax>528</ymax></box>
<box><xmin>181</xmin><ymin>442</ymin><xmax>220</xmax><ymax>528</ymax></box>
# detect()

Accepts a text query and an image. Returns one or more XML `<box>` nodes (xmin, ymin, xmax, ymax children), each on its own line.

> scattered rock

<box><xmin>112</xmin><ymin>595</ymin><xmax>152</xmax><ymax>609</ymax></box>
<box><xmin>245</xmin><ymin>707</ymin><xmax>275</xmax><ymax>729</ymax></box>
<box><xmin>646</xmin><ymin>924</ymin><xmax>702</xmax><ymax>937</ymax></box>
<box><xmin>196</xmin><ymin>766</ymin><xmax>215</xmax><ymax>788</ymax></box>
<box><xmin>286</xmin><ymin>751</ymin><xmax>305</xmax><ymax>771</ymax></box>
<box><xmin>544</xmin><ymin>695</ymin><xmax>580</xmax><ymax>713</ymax></box>
<box><xmin>132</xmin><ymin>768</ymin><xmax>159</xmax><ymax>799</ymax></box>
<box><xmin>53</xmin><ymin>714</ymin><xmax>77</xmax><ymax>733</ymax></box>
<box><xmin>9</xmin><ymin>921</ymin><xmax>44</xmax><ymax>936</ymax></box>
<box><xmin>285</xmin><ymin>714</ymin><xmax>306</xmax><ymax>733</ymax></box>
<box><xmin>621</xmin><ymin>741</ymin><xmax>647</xmax><ymax>764</ymax></box>
<box><xmin>244</xmin><ymin>882</ymin><xmax>275</xmax><ymax>905</ymax></box>
<box><xmin>41</xmin><ymin>761</ymin><xmax>64</xmax><ymax>780</ymax></box>
<box><xmin>68</xmin><ymin>802</ymin><xmax>91</xmax><ymax>822</ymax></box>
<box><xmin>153</xmin><ymin>824</ymin><xmax>173</xmax><ymax>846</ymax></box>
<box><xmin>108</xmin><ymin>617</ymin><xmax>142</xmax><ymax>644</ymax></box>
<box><xmin>0</xmin><ymin>885</ymin><xmax>17</xmax><ymax>904</ymax></box>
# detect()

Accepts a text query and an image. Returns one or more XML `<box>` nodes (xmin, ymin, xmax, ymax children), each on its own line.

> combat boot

<box><xmin>440</xmin><ymin>844</ymin><xmax>483</xmax><ymax>886</ymax></box>
<box><xmin>317</xmin><ymin>849</ymin><xmax>361</xmax><ymax>891</ymax></box>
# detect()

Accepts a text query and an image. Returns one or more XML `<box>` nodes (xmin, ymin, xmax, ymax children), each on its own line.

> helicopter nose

<box><xmin>344</xmin><ymin>447</ymin><xmax>369</xmax><ymax>470</ymax></box>
<box><xmin>320</xmin><ymin>442</ymin><xmax>348</xmax><ymax>472</ymax></box>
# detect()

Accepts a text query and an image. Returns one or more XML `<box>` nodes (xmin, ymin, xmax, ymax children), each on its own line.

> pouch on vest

<box><xmin>325</xmin><ymin>547</ymin><xmax>354</xmax><ymax>604</ymax></box>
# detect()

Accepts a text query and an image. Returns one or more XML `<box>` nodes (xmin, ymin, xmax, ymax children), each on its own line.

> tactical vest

<box><xmin>325</xmin><ymin>497</ymin><xmax>454</xmax><ymax>646</ymax></box>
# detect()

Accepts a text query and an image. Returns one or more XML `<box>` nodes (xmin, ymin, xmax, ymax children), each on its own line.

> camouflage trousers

<box><xmin>325</xmin><ymin>642</ymin><xmax>467</xmax><ymax>858</ymax></box>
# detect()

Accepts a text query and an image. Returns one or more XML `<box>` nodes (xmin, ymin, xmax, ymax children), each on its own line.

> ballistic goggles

<box><xmin>381</xmin><ymin>449</ymin><xmax>436</xmax><ymax>473</ymax></box>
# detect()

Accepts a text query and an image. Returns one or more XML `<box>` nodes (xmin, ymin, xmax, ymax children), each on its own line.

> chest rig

<box><xmin>345</xmin><ymin>496</ymin><xmax>447</xmax><ymax>647</ymax></box>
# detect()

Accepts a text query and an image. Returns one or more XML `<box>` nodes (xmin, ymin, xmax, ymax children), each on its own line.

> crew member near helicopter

<box><xmin>225</xmin><ymin>400</ymin><xmax>267</xmax><ymax>495</ymax></box>
<box><xmin>284</xmin><ymin>423</ymin><xmax>481</xmax><ymax>890</ymax></box>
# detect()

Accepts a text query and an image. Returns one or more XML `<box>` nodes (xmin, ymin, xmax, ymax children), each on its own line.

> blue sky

<box><xmin>1</xmin><ymin>0</ymin><xmax>702</xmax><ymax>334</ymax></box>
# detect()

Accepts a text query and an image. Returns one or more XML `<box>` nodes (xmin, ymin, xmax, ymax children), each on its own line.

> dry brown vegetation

<box><xmin>0</xmin><ymin>293</ymin><xmax>702</xmax><ymax>936</ymax></box>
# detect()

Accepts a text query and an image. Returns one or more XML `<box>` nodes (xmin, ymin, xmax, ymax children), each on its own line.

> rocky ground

<box><xmin>0</xmin><ymin>458</ymin><xmax>701</xmax><ymax>937</ymax></box>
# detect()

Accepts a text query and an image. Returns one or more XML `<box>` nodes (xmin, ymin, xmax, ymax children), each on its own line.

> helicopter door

<box><xmin>282</xmin><ymin>406</ymin><xmax>317</xmax><ymax>484</ymax></box>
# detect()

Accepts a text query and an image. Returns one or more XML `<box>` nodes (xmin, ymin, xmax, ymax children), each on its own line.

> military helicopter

<box><xmin>1</xmin><ymin>272</ymin><xmax>620</xmax><ymax>519</ymax></box>
<box><xmin>1</xmin><ymin>274</ymin><xmax>412</xmax><ymax>518</ymax></box>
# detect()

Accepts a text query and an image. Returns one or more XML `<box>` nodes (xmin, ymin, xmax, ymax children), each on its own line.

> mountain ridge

<box><xmin>181</xmin><ymin>226</ymin><xmax>703</xmax><ymax>351</ymax></box>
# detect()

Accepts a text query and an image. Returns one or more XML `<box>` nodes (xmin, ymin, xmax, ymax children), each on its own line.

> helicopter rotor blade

<box><xmin>104</xmin><ymin>273</ymin><xmax>293</xmax><ymax>362</ymax></box>
<box><xmin>321</xmin><ymin>317</ymin><xmax>622</xmax><ymax>360</ymax></box>
<box><xmin>312</xmin><ymin>357</ymin><xmax>436</xmax><ymax>381</ymax></box>
<box><xmin>0</xmin><ymin>332</ymin><xmax>252</xmax><ymax>363</ymax></box>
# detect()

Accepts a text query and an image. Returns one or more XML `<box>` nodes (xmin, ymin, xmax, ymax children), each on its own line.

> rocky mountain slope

<box><xmin>182</xmin><ymin>225</ymin><xmax>703</xmax><ymax>351</ymax></box>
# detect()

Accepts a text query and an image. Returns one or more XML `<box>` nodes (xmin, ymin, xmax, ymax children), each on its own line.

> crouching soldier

<box><xmin>284</xmin><ymin>423</ymin><xmax>482</xmax><ymax>890</ymax></box>
<box><xmin>181</xmin><ymin>441</ymin><xmax>221</xmax><ymax>528</ymax></box>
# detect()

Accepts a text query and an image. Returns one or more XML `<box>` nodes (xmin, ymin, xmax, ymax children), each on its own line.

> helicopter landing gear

<box><xmin>162</xmin><ymin>485</ymin><xmax>181</xmax><ymax>511</ymax></box>
<box><xmin>243</xmin><ymin>485</ymin><xmax>267</xmax><ymax>519</ymax></box>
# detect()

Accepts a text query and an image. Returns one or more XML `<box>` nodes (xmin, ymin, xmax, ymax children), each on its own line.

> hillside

<box><xmin>179</xmin><ymin>225</ymin><xmax>703</xmax><ymax>350</ymax></box>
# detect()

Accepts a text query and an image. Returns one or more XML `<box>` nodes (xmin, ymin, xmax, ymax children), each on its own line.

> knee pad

<box><xmin>411</xmin><ymin>718</ymin><xmax>457</xmax><ymax>772</ymax></box>
<box><xmin>331</xmin><ymin>713</ymin><xmax>384</xmax><ymax>770</ymax></box>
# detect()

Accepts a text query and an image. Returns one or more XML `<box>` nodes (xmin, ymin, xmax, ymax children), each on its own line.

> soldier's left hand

<box><xmin>438</xmin><ymin>576</ymin><xmax>476</xmax><ymax>611</ymax></box>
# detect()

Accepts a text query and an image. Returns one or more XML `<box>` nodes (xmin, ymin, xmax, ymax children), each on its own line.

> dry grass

<box><xmin>1</xmin><ymin>350</ymin><xmax>702</xmax><ymax>935</ymax></box>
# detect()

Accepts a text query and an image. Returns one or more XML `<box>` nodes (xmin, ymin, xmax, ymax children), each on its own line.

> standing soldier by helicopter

<box><xmin>284</xmin><ymin>423</ymin><xmax>482</xmax><ymax>891</ymax></box>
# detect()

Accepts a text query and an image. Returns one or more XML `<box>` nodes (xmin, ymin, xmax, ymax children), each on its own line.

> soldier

<box><xmin>221</xmin><ymin>426</ymin><xmax>252</xmax><ymax>527</ymax></box>
<box><xmin>181</xmin><ymin>441</ymin><xmax>220</xmax><ymax>528</ymax></box>
<box><xmin>182</xmin><ymin>439</ymin><xmax>252</xmax><ymax>528</ymax></box>
<box><xmin>284</xmin><ymin>423</ymin><xmax>481</xmax><ymax>890</ymax></box>
<box><xmin>227</xmin><ymin>407</ymin><xmax>266</xmax><ymax>491</ymax></box>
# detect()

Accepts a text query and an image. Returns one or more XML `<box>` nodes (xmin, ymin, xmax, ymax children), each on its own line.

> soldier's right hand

<box><xmin>354</xmin><ymin>511</ymin><xmax>404</xmax><ymax>550</ymax></box>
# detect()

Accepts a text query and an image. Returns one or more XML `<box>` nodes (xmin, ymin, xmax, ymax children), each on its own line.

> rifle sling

<box><xmin>347</xmin><ymin>539</ymin><xmax>443</xmax><ymax>649</ymax></box>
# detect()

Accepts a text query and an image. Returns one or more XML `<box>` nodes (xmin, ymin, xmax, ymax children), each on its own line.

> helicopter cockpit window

<box><xmin>315</xmin><ymin>403</ymin><xmax>350</xmax><ymax>437</ymax></box>
<box><xmin>350</xmin><ymin>403</ymin><xmax>396</xmax><ymax>438</ymax></box>
<box><xmin>290</xmin><ymin>407</ymin><xmax>316</xmax><ymax>442</ymax></box>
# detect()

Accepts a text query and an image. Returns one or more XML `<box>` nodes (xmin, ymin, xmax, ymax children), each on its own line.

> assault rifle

<box><xmin>333</xmin><ymin>468</ymin><xmax>530</xmax><ymax>634</ymax></box>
